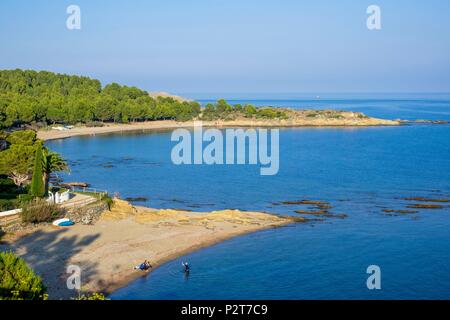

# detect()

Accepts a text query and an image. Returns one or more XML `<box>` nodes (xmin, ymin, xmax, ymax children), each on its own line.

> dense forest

<box><xmin>0</xmin><ymin>69</ymin><xmax>287</xmax><ymax>129</ymax></box>
<box><xmin>0</xmin><ymin>69</ymin><xmax>202</xmax><ymax>128</ymax></box>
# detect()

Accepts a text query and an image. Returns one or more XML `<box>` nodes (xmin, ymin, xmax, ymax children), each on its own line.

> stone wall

<box><xmin>0</xmin><ymin>200</ymin><xmax>110</xmax><ymax>234</ymax></box>
<box><xmin>65</xmin><ymin>200</ymin><xmax>110</xmax><ymax>225</ymax></box>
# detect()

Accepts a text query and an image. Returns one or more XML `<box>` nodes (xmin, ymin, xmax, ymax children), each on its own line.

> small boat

<box><xmin>52</xmin><ymin>218</ymin><xmax>75</xmax><ymax>227</ymax></box>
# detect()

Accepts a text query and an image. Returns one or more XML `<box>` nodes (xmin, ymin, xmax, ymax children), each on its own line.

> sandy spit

<box><xmin>37</xmin><ymin>117</ymin><xmax>400</xmax><ymax>141</ymax></box>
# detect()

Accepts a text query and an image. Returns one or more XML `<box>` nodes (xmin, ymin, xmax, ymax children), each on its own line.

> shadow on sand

<box><xmin>0</xmin><ymin>228</ymin><xmax>100</xmax><ymax>299</ymax></box>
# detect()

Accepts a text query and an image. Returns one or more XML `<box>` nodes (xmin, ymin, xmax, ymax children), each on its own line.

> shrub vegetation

<box><xmin>0</xmin><ymin>251</ymin><xmax>47</xmax><ymax>300</ymax></box>
<box><xmin>21</xmin><ymin>197</ymin><xmax>62</xmax><ymax>223</ymax></box>
<box><xmin>201</xmin><ymin>99</ymin><xmax>287</xmax><ymax>121</ymax></box>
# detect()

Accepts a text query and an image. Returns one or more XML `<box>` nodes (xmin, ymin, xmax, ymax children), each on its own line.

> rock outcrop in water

<box><xmin>406</xmin><ymin>204</ymin><xmax>445</xmax><ymax>209</ymax></box>
<box><xmin>404</xmin><ymin>197</ymin><xmax>450</xmax><ymax>203</ymax></box>
<box><xmin>382</xmin><ymin>194</ymin><xmax>450</xmax><ymax>217</ymax></box>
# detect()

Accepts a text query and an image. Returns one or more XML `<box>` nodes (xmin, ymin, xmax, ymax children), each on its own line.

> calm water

<box><xmin>47</xmin><ymin>96</ymin><xmax>450</xmax><ymax>299</ymax></box>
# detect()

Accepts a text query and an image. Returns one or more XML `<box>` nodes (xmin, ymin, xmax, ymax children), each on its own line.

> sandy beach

<box><xmin>0</xmin><ymin>199</ymin><xmax>294</xmax><ymax>299</ymax></box>
<box><xmin>37</xmin><ymin>114</ymin><xmax>400</xmax><ymax>141</ymax></box>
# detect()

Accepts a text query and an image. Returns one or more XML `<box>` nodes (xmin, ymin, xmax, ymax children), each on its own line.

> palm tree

<box><xmin>42</xmin><ymin>147</ymin><xmax>70</xmax><ymax>195</ymax></box>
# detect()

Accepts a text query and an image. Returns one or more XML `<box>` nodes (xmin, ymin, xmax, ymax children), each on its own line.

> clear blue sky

<box><xmin>1</xmin><ymin>0</ymin><xmax>450</xmax><ymax>96</ymax></box>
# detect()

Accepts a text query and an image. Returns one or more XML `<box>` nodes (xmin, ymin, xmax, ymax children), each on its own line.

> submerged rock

<box><xmin>296</xmin><ymin>212</ymin><xmax>348</xmax><ymax>219</ymax></box>
<box><xmin>281</xmin><ymin>216</ymin><xmax>317</xmax><ymax>223</ymax></box>
<box><xmin>383</xmin><ymin>209</ymin><xmax>418</xmax><ymax>214</ymax></box>
<box><xmin>100</xmin><ymin>163</ymin><xmax>115</xmax><ymax>168</ymax></box>
<box><xmin>324</xmin><ymin>213</ymin><xmax>348</xmax><ymax>219</ymax></box>
<box><xmin>431</xmin><ymin>120</ymin><xmax>450</xmax><ymax>124</ymax></box>
<box><xmin>404</xmin><ymin>197</ymin><xmax>450</xmax><ymax>203</ymax></box>
<box><xmin>316</xmin><ymin>204</ymin><xmax>333</xmax><ymax>210</ymax></box>
<box><xmin>406</xmin><ymin>204</ymin><xmax>444</xmax><ymax>209</ymax></box>
<box><xmin>62</xmin><ymin>182</ymin><xmax>91</xmax><ymax>188</ymax></box>
<box><xmin>125</xmin><ymin>197</ymin><xmax>149</xmax><ymax>202</ymax></box>
<box><xmin>295</xmin><ymin>210</ymin><xmax>328</xmax><ymax>215</ymax></box>
<box><xmin>409</xmin><ymin>119</ymin><xmax>450</xmax><ymax>125</ymax></box>
<box><xmin>281</xmin><ymin>200</ymin><xmax>329</xmax><ymax>206</ymax></box>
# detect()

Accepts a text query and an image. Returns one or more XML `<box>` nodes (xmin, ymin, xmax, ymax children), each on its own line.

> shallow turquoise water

<box><xmin>47</xmin><ymin>96</ymin><xmax>450</xmax><ymax>299</ymax></box>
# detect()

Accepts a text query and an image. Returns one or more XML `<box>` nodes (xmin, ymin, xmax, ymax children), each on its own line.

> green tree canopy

<box><xmin>0</xmin><ymin>69</ymin><xmax>202</xmax><ymax>128</ymax></box>
<box><xmin>0</xmin><ymin>130</ymin><xmax>67</xmax><ymax>190</ymax></box>
<box><xmin>0</xmin><ymin>130</ymin><xmax>39</xmax><ymax>187</ymax></box>
<box><xmin>0</xmin><ymin>69</ymin><xmax>286</xmax><ymax>129</ymax></box>
<box><xmin>5</xmin><ymin>130</ymin><xmax>37</xmax><ymax>146</ymax></box>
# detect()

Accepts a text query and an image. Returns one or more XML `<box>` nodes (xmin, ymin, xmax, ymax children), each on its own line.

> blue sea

<box><xmin>46</xmin><ymin>94</ymin><xmax>450</xmax><ymax>300</ymax></box>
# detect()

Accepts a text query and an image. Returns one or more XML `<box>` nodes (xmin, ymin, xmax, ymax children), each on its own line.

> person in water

<box><xmin>182</xmin><ymin>261</ymin><xmax>190</xmax><ymax>272</ymax></box>
<box><xmin>134</xmin><ymin>260</ymin><xmax>152</xmax><ymax>271</ymax></box>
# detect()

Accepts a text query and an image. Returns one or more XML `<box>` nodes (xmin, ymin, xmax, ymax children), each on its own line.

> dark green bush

<box><xmin>0</xmin><ymin>176</ymin><xmax>16</xmax><ymax>191</ymax></box>
<box><xmin>96</xmin><ymin>193</ymin><xmax>114</xmax><ymax>210</ymax></box>
<box><xmin>21</xmin><ymin>198</ymin><xmax>62</xmax><ymax>223</ymax></box>
<box><xmin>18</xmin><ymin>193</ymin><xmax>34</xmax><ymax>204</ymax></box>
<box><xmin>256</xmin><ymin>108</ymin><xmax>287</xmax><ymax>119</ymax></box>
<box><xmin>0</xmin><ymin>198</ymin><xmax>19</xmax><ymax>211</ymax></box>
<box><xmin>244</xmin><ymin>104</ymin><xmax>257</xmax><ymax>117</ymax></box>
<box><xmin>0</xmin><ymin>251</ymin><xmax>47</xmax><ymax>300</ymax></box>
<box><xmin>0</xmin><ymin>175</ymin><xmax>30</xmax><ymax>210</ymax></box>
<box><xmin>85</xmin><ymin>121</ymin><xmax>105</xmax><ymax>127</ymax></box>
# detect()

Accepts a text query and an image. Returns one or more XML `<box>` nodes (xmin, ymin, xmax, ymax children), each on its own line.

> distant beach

<box><xmin>37</xmin><ymin>114</ymin><xmax>400</xmax><ymax>141</ymax></box>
